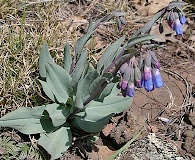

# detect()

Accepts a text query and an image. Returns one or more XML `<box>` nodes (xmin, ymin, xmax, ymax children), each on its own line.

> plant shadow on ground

<box><xmin>0</xmin><ymin>0</ymin><xmax>195</xmax><ymax>160</ymax></box>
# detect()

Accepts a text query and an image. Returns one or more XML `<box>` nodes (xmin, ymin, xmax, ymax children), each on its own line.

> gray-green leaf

<box><xmin>46</xmin><ymin>63</ymin><xmax>72</xmax><ymax>104</ymax></box>
<box><xmin>38</xmin><ymin>126</ymin><xmax>72</xmax><ymax>160</ymax></box>
<box><xmin>168</xmin><ymin>1</ymin><xmax>187</xmax><ymax>10</ymax></box>
<box><xmin>45</xmin><ymin>103</ymin><xmax>71</xmax><ymax>127</ymax></box>
<box><xmin>0</xmin><ymin>106</ymin><xmax>46</xmax><ymax>135</ymax></box>
<box><xmin>133</xmin><ymin>10</ymin><xmax>164</xmax><ymax>36</ymax></box>
<box><xmin>71</xmin><ymin>49</ymin><xmax>88</xmax><ymax>87</ymax></box>
<box><xmin>97</xmin><ymin>36</ymin><xmax>125</xmax><ymax>74</ymax></box>
<box><xmin>64</xmin><ymin>43</ymin><xmax>72</xmax><ymax>73</ymax></box>
<box><xmin>75</xmin><ymin>70</ymin><xmax>99</xmax><ymax>109</ymax></box>
<box><xmin>39</xmin><ymin>80</ymin><xmax>55</xmax><ymax>101</ymax></box>
<box><xmin>74</xmin><ymin>31</ymin><xmax>93</xmax><ymax>59</ymax></box>
<box><xmin>87</xmin><ymin>18</ymin><xmax>94</xmax><ymax>33</ymax></box>
<box><xmin>127</xmin><ymin>35</ymin><xmax>156</xmax><ymax>48</ymax></box>
<box><xmin>85</xmin><ymin>94</ymin><xmax>132</xmax><ymax>121</ymax></box>
<box><xmin>39</xmin><ymin>42</ymin><xmax>53</xmax><ymax>78</ymax></box>
<box><xmin>74</xmin><ymin>114</ymin><xmax>111</xmax><ymax>132</ymax></box>
<box><xmin>73</xmin><ymin>86</ymin><xmax>132</xmax><ymax>132</ymax></box>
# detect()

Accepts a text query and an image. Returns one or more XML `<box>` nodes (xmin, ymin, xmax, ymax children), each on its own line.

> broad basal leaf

<box><xmin>46</xmin><ymin>63</ymin><xmax>72</xmax><ymax>104</ymax></box>
<box><xmin>64</xmin><ymin>43</ymin><xmax>72</xmax><ymax>73</ymax></box>
<box><xmin>84</xmin><ymin>94</ymin><xmax>132</xmax><ymax>121</ymax></box>
<box><xmin>38</xmin><ymin>126</ymin><xmax>72</xmax><ymax>160</ymax></box>
<box><xmin>0</xmin><ymin>106</ymin><xmax>46</xmax><ymax>135</ymax></box>
<box><xmin>39</xmin><ymin>80</ymin><xmax>55</xmax><ymax>102</ymax></box>
<box><xmin>45</xmin><ymin>103</ymin><xmax>71</xmax><ymax>127</ymax></box>
<box><xmin>75</xmin><ymin>70</ymin><xmax>99</xmax><ymax>109</ymax></box>
<box><xmin>73</xmin><ymin>86</ymin><xmax>132</xmax><ymax>132</ymax></box>
<box><xmin>73</xmin><ymin>114</ymin><xmax>111</xmax><ymax>132</ymax></box>
<box><xmin>97</xmin><ymin>36</ymin><xmax>125</xmax><ymax>74</ymax></box>
<box><xmin>39</xmin><ymin>42</ymin><xmax>53</xmax><ymax>78</ymax></box>
<box><xmin>40</xmin><ymin>110</ymin><xmax>60</xmax><ymax>133</ymax></box>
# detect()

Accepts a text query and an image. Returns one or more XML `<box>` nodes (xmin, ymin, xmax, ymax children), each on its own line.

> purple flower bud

<box><xmin>166</xmin><ymin>11</ymin><xmax>171</xmax><ymax>21</ymax></box>
<box><xmin>139</xmin><ymin>54</ymin><xmax>144</xmax><ymax>70</ymax></box>
<box><xmin>167</xmin><ymin>20</ymin><xmax>175</xmax><ymax>29</ymax></box>
<box><xmin>144</xmin><ymin>73</ymin><xmax>154</xmax><ymax>92</ymax></box>
<box><xmin>179</xmin><ymin>15</ymin><xmax>186</xmax><ymax>24</ymax></box>
<box><xmin>152</xmin><ymin>68</ymin><xmax>163</xmax><ymax>88</ymax></box>
<box><xmin>117</xmin><ymin>17</ymin><xmax>122</xmax><ymax>31</ymax></box>
<box><xmin>174</xmin><ymin>19</ymin><xmax>183</xmax><ymax>35</ymax></box>
<box><xmin>136</xmin><ymin>80</ymin><xmax>142</xmax><ymax>88</ymax></box>
<box><xmin>129</xmin><ymin>68</ymin><xmax>134</xmax><ymax>82</ymax></box>
<box><xmin>134</xmin><ymin>66</ymin><xmax>142</xmax><ymax>88</ymax></box>
<box><xmin>120</xmin><ymin>79</ymin><xmax>128</xmax><ymax>90</ymax></box>
<box><xmin>169</xmin><ymin>11</ymin><xmax>175</xmax><ymax>21</ymax></box>
<box><xmin>150</xmin><ymin>50</ymin><xmax>160</xmax><ymax>69</ymax></box>
<box><xmin>123</xmin><ymin>66</ymin><xmax>131</xmax><ymax>81</ymax></box>
<box><xmin>144</xmin><ymin>51</ymin><xmax>152</xmax><ymax>67</ymax></box>
<box><xmin>120</xmin><ymin>62</ymin><xmax>128</xmax><ymax>74</ymax></box>
<box><xmin>119</xmin><ymin>16</ymin><xmax>127</xmax><ymax>25</ymax></box>
<box><xmin>144</xmin><ymin>66</ymin><xmax>151</xmax><ymax>80</ymax></box>
<box><xmin>154</xmin><ymin>61</ymin><xmax>160</xmax><ymax>69</ymax></box>
<box><xmin>126</xmin><ymin>83</ymin><xmax>135</xmax><ymax>97</ymax></box>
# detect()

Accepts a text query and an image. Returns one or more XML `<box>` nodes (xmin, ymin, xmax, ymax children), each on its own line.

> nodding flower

<box><xmin>174</xmin><ymin>19</ymin><xmax>183</xmax><ymax>35</ymax></box>
<box><xmin>120</xmin><ymin>65</ymin><xmax>131</xmax><ymax>90</ymax></box>
<box><xmin>135</xmin><ymin>66</ymin><xmax>142</xmax><ymax>88</ymax></box>
<box><xmin>120</xmin><ymin>62</ymin><xmax>128</xmax><ymax>74</ymax></box>
<box><xmin>150</xmin><ymin>50</ymin><xmax>160</xmax><ymax>69</ymax></box>
<box><xmin>140</xmin><ymin>49</ymin><xmax>163</xmax><ymax>92</ymax></box>
<box><xmin>167</xmin><ymin>20</ymin><xmax>175</xmax><ymax>29</ymax></box>
<box><xmin>144</xmin><ymin>71</ymin><xmax>154</xmax><ymax>92</ymax></box>
<box><xmin>126</xmin><ymin>83</ymin><xmax>135</xmax><ymax>97</ymax></box>
<box><xmin>166</xmin><ymin>9</ymin><xmax>186</xmax><ymax>35</ymax></box>
<box><xmin>118</xmin><ymin>49</ymin><xmax>163</xmax><ymax>97</ymax></box>
<box><xmin>120</xmin><ymin>79</ymin><xmax>128</xmax><ymax>90</ymax></box>
<box><xmin>152</xmin><ymin>68</ymin><xmax>163</xmax><ymax>88</ymax></box>
<box><xmin>144</xmin><ymin>66</ymin><xmax>151</xmax><ymax>80</ymax></box>
<box><xmin>119</xmin><ymin>57</ymin><xmax>138</xmax><ymax>97</ymax></box>
<box><xmin>179</xmin><ymin>15</ymin><xmax>186</xmax><ymax>24</ymax></box>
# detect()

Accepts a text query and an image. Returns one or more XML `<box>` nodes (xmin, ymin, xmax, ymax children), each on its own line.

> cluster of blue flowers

<box><xmin>119</xmin><ymin>50</ymin><xmax>163</xmax><ymax>97</ymax></box>
<box><xmin>166</xmin><ymin>9</ymin><xmax>186</xmax><ymax>35</ymax></box>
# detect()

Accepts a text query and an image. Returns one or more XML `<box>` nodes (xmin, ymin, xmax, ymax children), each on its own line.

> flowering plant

<box><xmin>0</xmin><ymin>1</ymin><xmax>187</xmax><ymax>159</ymax></box>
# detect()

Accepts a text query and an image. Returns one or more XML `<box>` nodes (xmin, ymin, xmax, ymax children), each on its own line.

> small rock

<box><xmin>102</xmin><ymin>123</ymin><xmax>116</xmax><ymax>137</ymax></box>
<box><xmin>146</xmin><ymin>125</ymin><xmax>159</xmax><ymax>133</ymax></box>
<box><xmin>183</xmin><ymin>130</ymin><xmax>194</xmax><ymax>138</ymax></box>
<box><xmin>87</xmin><ymin>145</ymin><xmax>115</xmax><ymax>160</ymax></box>
<box><xmin>189</xmin><ymin>111</ymin><xmax>195</xmax><ymax>126</ymax></box>
<box><xmin>183</xmin><ymin>137</ymin><xmax>195</xmax><ymax>156</ymax></box>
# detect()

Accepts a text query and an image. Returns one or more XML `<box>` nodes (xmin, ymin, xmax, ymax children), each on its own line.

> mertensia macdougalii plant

<box><xmin>0</xmin><ymin>1</ymin><xmax>187</xmax><ymax>159</ymax></box>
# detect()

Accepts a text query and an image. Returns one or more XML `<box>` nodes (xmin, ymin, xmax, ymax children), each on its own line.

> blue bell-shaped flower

<box><xmin>152</xmin><ymin>68</ymin><xmax>163</xmax><ymax>88</ymax></box>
